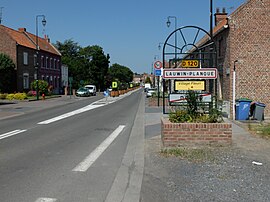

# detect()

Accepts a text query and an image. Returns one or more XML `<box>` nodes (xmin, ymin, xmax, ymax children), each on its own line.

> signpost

<box><xmin>175</xmin><ymin>80</ymin><xmax>205</xmax><ymax>91</ymax></box>
<box><xmin>163</xmin><ymin>68</ymin><xmax>217</xmax><ymax>79</ymax></box>
<box><xmin>68</xmin><ymin>77</ymin><xmax>73</xmax><ymax>98</ymax></box>
<box><xmin>154</xmin><ymin>61</ymin><xmax>163</xmax><ymax>106</ymax></box>
<box><xmin>154</xmin><ymin>61</ymin><xmax>162</xmax><ymax>69</ymax></box>
<box><xmin>181</xmin><ymin>60</ymin><xmax>199</xmax><ymax>68</ymax></box>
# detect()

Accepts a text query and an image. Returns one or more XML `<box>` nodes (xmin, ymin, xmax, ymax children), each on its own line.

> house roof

<box><xmin>0</xmin><ymin>25</ymin><xmax>61</xmax><ymax>56</ymax></box>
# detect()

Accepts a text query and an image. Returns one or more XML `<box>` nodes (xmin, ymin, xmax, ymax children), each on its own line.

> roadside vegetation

<box><xmin>169</xmin><ymin>90</ymin><xmax>223</xmax><ymax>123</ymax></box>
<box><xmin>248</xmin><ymin>123</ymin><xmax>270</xmax><ymax>139</ymax></box>
<box><xmin>161</xmin><ymin>147</ymin><xmax>216</xmax><ymax>162</ymax></box>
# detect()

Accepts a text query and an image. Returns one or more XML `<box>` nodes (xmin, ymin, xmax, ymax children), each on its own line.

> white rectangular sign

<box><xmin>163</xmin><ymin>68</ymin><xmax>217</xmax><ymax>79</ymax></box>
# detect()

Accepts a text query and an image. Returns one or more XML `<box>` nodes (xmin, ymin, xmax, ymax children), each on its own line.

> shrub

<box><xmin>0</xmin><ymin>93</ymin><xmax>7</xmax><ymax>99</ymax></box>
<box><xmin>27</xmin><ymin>90</ymin><xmax>36</xmax><ymax>96</ymax></box>
<box><xmin>169</xmin><ymin>90</ymin><xmax>223</xmax><ymax>123</ymax></box>
<box><xmin>14</xmin><ymin>93</ymin><xmax>27</xmax><ymax>100</ymax></box>
<box><xmin>6</xmin><ymin>93</ymin><xmax>15</xmax><ymax>100</ymax></box>
<box><xmin>30</xmin><ymin>80</ymin><xmax>48</xmax><ymax>95</ymax></box>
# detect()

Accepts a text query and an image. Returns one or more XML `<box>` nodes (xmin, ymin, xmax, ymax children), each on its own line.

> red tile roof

<box><xmin>1</xmin><ymin>25</ymin><xmax>61</xmax><ymax>56</ymax></box>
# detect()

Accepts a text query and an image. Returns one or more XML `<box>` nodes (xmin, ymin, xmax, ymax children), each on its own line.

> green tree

<box><xmin>80</xmin><ymin>45</ymin><xmax>110</xmax><ymax>91</ymax></box>
<box><xmin>54</xmin><ymin>39</ymin><xmax>83</xmax><ymax>88</ymax></box>
<box><xmin>54</xmin><ymin>40</ymin><xmax>110</xmax><ymax>91</ymax></box>
<box><xmin>0</xmin><ymin>53</ymin><xmax>16</xmax><ymax>93</ymax></box>
<box><xmin>108</xmin><ymin>63</ymin><xmax>133</xmax><ymax>84</ymax></box>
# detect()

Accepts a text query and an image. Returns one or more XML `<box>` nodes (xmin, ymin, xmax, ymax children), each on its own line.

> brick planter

<box><xmin>161</xmin><ymin>117</ymin><xmax>232</xmax><ymax>147</ymax></box>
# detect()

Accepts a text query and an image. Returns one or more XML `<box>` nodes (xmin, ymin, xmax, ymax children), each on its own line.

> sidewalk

<box><xmin>141</xmin><ymin>101</ymin><xmax>270</xmax><ymax>202</ymax></box>
<box><xmin>0</xmin><ymin>95</ymin><xmax>81</xmax><ymax>120</ymax></box>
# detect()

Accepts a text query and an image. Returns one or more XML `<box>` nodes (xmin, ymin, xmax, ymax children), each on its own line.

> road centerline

<box><xmin>72</xmin><ymin>125</ymin><xmax>126</xmax><ymax>172</ymax></box>
<box><xmin>0</xmin><ymin>129</ymin><xmax>27</xmax><ymax>140</ymax></box>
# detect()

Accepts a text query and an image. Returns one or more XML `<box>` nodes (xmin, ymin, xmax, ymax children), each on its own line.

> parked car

<box><xmin>76</xmin><ymin>87</ymin><xmax>90</xmax><ymax>97</ymax></box>
<box><xmin>85</xmin><ymin>85</ymin><xmax>96</xmax><ymax>96</ymax></box>
<box><xmin>144</xmin><ymin>83</ymin><xmax>151</xmax><ymax>92</ymax></box>
<box><xmin>146</xmin><ymin>88</ymin><xmax>157</xmax><ymax>97</ymax></box>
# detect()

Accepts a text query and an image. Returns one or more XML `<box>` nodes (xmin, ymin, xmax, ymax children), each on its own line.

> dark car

<box><xmin>75</xmin><ymin>87</ymin><xmax>90</xmax><ymax>97</ymax></box>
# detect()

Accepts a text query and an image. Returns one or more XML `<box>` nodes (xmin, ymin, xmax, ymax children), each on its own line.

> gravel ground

<box><xmin>141</xmin><ymin>108</ymin><xmax>270</xmax><ymax>202</ymax></box>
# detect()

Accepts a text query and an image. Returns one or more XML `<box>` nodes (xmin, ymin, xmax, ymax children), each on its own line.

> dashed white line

<box><xmin>37</xmin><ymin>104</ymin><xmax>103</xmax><ymax>125</ymax></box>
<box><xmin>0</xmin><ymin>129</ymin><xmax>27</xmax><ymax>140</ymax></box>
<box><xmin>35</xmin><ymin>198</ymin><xmax>57</xmax><ymax>202</ymax></box>
<box><xmin>72</xmin><ymin>125</ymin><xmax>126</xmax><ymax>172</ymax></box>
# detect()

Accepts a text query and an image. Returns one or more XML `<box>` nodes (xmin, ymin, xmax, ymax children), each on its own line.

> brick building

<box><xmin>0</xmin><ymin>25</ymin><xmax>62</xmax><ymax>93</ymax></box>
<box><xmin>192</xmin><ymin>0</ymin><xmax>269</xmax><ymax>118</ymax></box>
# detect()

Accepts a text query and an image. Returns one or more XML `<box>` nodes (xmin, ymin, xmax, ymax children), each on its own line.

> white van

<box><xmin>84</xmin><ymin>85</ymin><xmax>96</xmax><ymax>96</ymax></box>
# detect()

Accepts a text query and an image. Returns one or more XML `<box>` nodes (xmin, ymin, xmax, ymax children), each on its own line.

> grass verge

<box><xmin>160</xmin><ymin>147</ymin><xmax>216</xmax><ymax>162</ymax></box>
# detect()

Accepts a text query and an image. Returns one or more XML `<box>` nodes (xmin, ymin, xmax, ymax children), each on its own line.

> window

<box><xmin>34</xmin><ymin>54</ymin><xmax>37</xmax><ymax>67</ymax></box>
<box><xmin>54</xmin><ymin>59</ymin><xmax>56</xmax><ymax>69</ymax></box>
<box><xmin>50</xmin><ymin>58</ymin><xmax>53</xmax><ymax>69</ymax></box>
<box><xmin>23</xmin><ymin>73</ymin><xmax>29</xmax><ymax>89</ymax></box>
<box><xmin>23</xmin><ymin>52</ymin><xmax>28</xmax><ymax>65</ymax></box>
<box><xmin>46</xmin><ymin>57</ymin><xmax>49</xmax><ymax>69</ymax></box>
<box><xmin>41</xmin><ymin>56</ymin><xmax>45</xmax><ymax>68</ymax></box>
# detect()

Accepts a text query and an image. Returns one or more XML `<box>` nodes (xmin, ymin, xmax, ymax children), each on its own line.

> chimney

<box><xmin>214</xmin><ymin>7</ymin><xmax>227</xmax><ymax>26</ymax></box>
<box><xmin>44</xmin><ymin>34</ymin><xmax>50</xmax><ymax>43</ymax></box>
<box><xmin>18</xmin><ymin>28</ymin><xmax>26</xmax><ymax>32</ymax></box>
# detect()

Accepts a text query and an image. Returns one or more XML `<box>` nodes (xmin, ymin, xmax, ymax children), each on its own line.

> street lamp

<box><xmin>232</xmin><ymin>60</ymin><xmax>238</xmax><ymax>120</ymax></box>
<box><xmin>158</xmin><ymin>42</ymin><xmax>164</xmax><ymax>51</ymax></box>
<box><xmin>35</xmin><ymin>15</ymin><xmax>46</xmax><ymax>100</ymax></box>
<box><xmin>166</xmin><ymin>16</ymin><xmax>177</xmax><ymax>66</ymax></box>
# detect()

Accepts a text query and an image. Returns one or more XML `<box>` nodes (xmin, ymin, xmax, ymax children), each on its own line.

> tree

<box><xmin>54</xmin><ymin>40</ymin><xmax>110</xmax><ymax>90</ymax></box>
<box><xmin>80</xmin><ymin>45</ymin><xmax>110</xmax><ymax>91</ymax></box>
<box><xmin>0</xmin><ymin>53</ymin><xmax>16</xmax><ymax>93</ymax></box>
<box><xmin>54</xmin><ymin>39</ymin><xmax>84</xmax><ymax>88</ymax></box>
<box><xmin>108</xmin><ymin>63</ymin><xmax>133</xmax><ymax>85</ymax></box>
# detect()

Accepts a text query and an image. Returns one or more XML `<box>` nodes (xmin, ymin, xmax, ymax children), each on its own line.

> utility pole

<box><xmin>0</xmin><ymin>7</ymin><xmax>4</xmax><ymax>24</ymax></box>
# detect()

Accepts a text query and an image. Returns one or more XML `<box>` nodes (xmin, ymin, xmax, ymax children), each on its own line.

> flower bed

<box><xmin>161</xmin><ymin>117</ymin><xmax>232</xmax><ymax>147</ymax></box>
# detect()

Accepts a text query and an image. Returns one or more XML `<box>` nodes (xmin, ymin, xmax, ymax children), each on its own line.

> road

<box><xmin>0</xmin><ymin>90</ymin><xmax>143</xmax><ymax>202</ymax></box>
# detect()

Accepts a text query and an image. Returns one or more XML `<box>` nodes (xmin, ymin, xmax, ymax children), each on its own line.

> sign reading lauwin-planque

<box><xmin>163</xmin><ymin>68</ymin><xmax>217</xmax><ymax>79</ymax></box>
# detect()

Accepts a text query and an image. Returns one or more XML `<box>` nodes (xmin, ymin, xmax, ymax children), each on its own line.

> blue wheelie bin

<box><xmin>235</xmin><ymin>98</ymin><xmax>252</xmax><ymax>120</ymax></box>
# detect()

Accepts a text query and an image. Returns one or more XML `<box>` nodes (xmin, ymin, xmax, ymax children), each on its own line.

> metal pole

<box><xmin>210</xmin><ymin>0</ymin><xmax>213</xmax><ymax>39</ymax></box>
<box><xmin>36</xmin><ymin>16</ymin><xmax>39</xmax><ymax>101</ymax></box>
<box><xmin>232</xmin><ymin>60</ymin><xmax>238</xmax><ymax>120</ymax></box>
<box><xmin>35</xmin><ymin>15</ymin><xmax>46</xmax><ymax>101</ymax></box>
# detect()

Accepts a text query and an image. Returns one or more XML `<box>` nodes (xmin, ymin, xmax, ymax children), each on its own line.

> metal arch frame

<box><xmin>161</xmin><ymin>25</ymin><xmax>218</xmax><ymax>114</ymax></box>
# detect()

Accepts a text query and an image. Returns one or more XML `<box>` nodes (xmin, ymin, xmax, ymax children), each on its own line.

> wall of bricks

<box><xmin>217</xmin><ymin>0</ymin><xmax>270</xmax><ymax>118</ymax></box>
<box><xmin>0</xmin><ymin>26</ymin><xmax>17</xmax><ymax>65</ymax></box>
<box><xmin>161</xmin><ymin>117</ymin><xmax>232</xmax><ymax>147</ymax></box>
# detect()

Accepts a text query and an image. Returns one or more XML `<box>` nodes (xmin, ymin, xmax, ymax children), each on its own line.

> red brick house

<box><xmin>0</xmin><ymin>25</ymin><xmax>62</xmax><ymax>93</ymax></box>
<box><xmin>192</xmin><ymin>0</ymin><xmax>269</xmax><ymax>118</ymax></box>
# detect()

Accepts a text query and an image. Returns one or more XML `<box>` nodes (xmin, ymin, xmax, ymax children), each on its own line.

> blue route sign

<box><xmin>155</xmin><ymin>69</ymin><xmax>161</xmax><ymax>76</ymax></box>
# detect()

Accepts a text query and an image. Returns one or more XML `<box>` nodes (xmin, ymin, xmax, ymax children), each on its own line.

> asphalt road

<box><xmin>0</xmin><ymin>90</ymin><xmax>142</xmax><ymax>202</ymax></box>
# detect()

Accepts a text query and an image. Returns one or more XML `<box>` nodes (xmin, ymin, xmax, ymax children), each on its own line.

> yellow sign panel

<box><xmin>181</xmin><ymin>60</ymin><xmax>199</xmax><ymax>68</ymax></box>
<box><xmin>175</xmin><ymin>81</ymin><xmax>205</xmax><ymax>90</ymax></box>
<box><xmin>112</xmin><ymin>81</ymin><xmax>118</xmax><ymax>88</ymax></box>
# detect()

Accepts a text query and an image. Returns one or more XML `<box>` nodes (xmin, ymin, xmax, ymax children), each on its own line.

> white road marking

<box><xmin>0</xmin><ymin>129</ymin><xmax>27</xmax><ymax>140</ymax></box>
<box><xmin>72</xmin><ymin>125</ymin><xmax>126</xmax><ymax>172</ymax></box>
<box><xmin>37</xmin><ymin>104</ymin><xmax>103</xmax><ymax>125</ymax></box>
<box><xmin>37</xmin><ymin>91</ymin><xmax>134</xmax><ymax>125</ymax></box>
<box><xmin>35</xmin><ymin>198</ymin><xmax>57</xmax><ymax>202</ymax></box>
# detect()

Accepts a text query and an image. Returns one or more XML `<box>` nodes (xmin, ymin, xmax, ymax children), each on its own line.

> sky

<box><xmin>0</xmin><ymin>0</ymin><xmax>246</xmax><ymax>74</ymax></box>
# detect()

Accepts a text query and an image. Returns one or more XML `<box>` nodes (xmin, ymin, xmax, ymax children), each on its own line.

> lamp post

<box><xmin>166</xmin><ymin>16</ymin><xmax>177</xmax><ymax>66</ymax></box>
<box><xmin>35</xmin><ymin>15</ymin><xmax>46</xmax><ymax>100</ymax></box>
<box><xmin>232</xmin><ymin>60</ymin><xmax>238</xmax><ymax>120</ymax></box>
